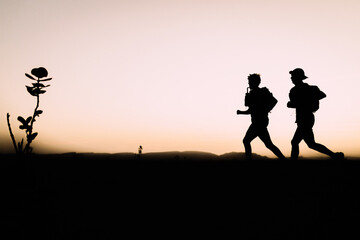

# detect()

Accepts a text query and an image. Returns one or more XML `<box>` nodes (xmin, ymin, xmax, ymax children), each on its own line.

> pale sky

<box><xmin>1</xmin><ymin>0</ymin><xmax>360</xmax><ymax>157</ymax></box>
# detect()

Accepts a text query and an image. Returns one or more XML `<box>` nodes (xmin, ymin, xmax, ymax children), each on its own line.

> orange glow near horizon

<box><xmin>1</xmin><ymin>0</ymin><xmax>360</xmax><ymax>157</ymax></box>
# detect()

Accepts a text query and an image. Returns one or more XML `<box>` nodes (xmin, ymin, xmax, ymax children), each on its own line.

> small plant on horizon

<box><xmin>7</xmin><ymin>67</ymin><xmax>52</xmax><ymax>155</ymax></box>
<box><xmin>138</xmin><ymin>145</ymin><xmax>143</xmax><ymax>155</ymax></box>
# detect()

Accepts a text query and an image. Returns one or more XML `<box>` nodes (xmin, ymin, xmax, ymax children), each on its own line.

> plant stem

<box><xmin>6</xmin><ymin>113</ymin><xmax>19</xmax><ymax>154</ymax></box>
<box><xmin>24</xmin><ymin>79</ymin><xmax>40</xmax><ymax>154</ymax></box>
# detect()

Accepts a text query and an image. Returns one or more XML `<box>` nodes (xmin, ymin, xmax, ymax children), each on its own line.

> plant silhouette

<box><xmin>138</xmin><ymin>145</ymin><xmax>143</xmax><ymax>155</ymax></box>
<box><xmin>7</xmin><ymin>67</ymin><xmax>52</xmax><ymax>155</ymax></box>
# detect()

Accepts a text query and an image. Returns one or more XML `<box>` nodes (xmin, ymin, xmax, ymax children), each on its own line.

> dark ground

<box><xmin>1</xmin><ymin>152</ymin><xmax>360</xmax><ymax>239</ymax></box>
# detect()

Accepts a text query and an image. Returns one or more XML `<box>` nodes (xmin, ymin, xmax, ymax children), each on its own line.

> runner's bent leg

<box><xmin>291</xmin><ymin>127</ymin><xmax>303</xmax><ymax>160</ymax></box>
<box><xmin>243</xmin><ymin>124</ymin><xmax>258</xmax><ymax>160</ymax></box>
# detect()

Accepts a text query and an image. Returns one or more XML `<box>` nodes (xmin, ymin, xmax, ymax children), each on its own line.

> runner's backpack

<box><xmin>307</xmin><ymin>85</ymin><xmax>326</xmax><ymax>112</ymax></box>
<box><xmin>245</xmin><ymin>87</ymin><xmax>278</xmax><ymax>113</ymax></box>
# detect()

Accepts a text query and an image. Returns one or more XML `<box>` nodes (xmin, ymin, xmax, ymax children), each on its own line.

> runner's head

<box><xmin>248</xmin><ymin>73</ymin><xmax>261</xmax><ymax>89</ymax></box>
<box><xmin>289</xmin><ymin>68</ymin><xmax>308</xmax><ymax>84</ymax></box>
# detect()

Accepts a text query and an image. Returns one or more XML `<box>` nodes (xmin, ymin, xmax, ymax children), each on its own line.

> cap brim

<box><xmin>289</xmin><ymin>72</ymin><xmax>308</xmax><ymax>80</ymax></box>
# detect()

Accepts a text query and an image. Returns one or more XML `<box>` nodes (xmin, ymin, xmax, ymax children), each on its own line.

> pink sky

<box><xmin>1</xmin><ymin>0</ymin><xmax>360</xmax><ymax>157</ymax></box>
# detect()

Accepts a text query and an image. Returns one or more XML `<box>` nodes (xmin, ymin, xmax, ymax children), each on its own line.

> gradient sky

<box><xmin>1</xmin><ymin>0</ymin><xmax>360</xmax><ymax>157</ymax></box>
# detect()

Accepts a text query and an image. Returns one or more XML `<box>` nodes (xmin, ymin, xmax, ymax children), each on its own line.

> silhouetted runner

<box><xmin>287</xmin><ymin>68</ymin><xmax>344</xmax><ymax>160</ymax></box>
<box><xmin>237</xmin><ymin>74</ymin><xmax>286</xmax><ymax>160</ymax></box>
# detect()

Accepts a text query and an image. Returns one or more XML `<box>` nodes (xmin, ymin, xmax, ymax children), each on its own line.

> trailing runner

<box><xmin>287</xmin><ymin>68</ymin><xmax>344</xmax><ymax>160</ymax></box>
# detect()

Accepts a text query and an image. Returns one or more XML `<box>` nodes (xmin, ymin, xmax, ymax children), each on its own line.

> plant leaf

<box><xmin>26</xmin><ymin>86</ymin><xmax>38</xmax><ymax>96</ymax></box>
<box><xmin>18</xmin><ymin>139</ymin><xmax>24</xmax><ymax>152</ymax></box>
<box><xmin>31</xmin><ymin>67</ymin><xmax>48</xmax><ymax>78</ymax></box>
<box><xmin>32</xmin><ymin>83</ymin><xmax>45</xmax><ymax>88</ymax></box>
<box><xmin>28</xmin><ymin>132</ymin><xmax>38</xmax><ymax>141</ymax></box>
<box><xmin>25</xmin><ymin>73</ymin><xmax>36</xmax><ymax>80</ymax></box>
<box><xmin>17</xmin><ymin>116</ymin><xmax>26</xmax><ymax>124</ymax></box>
<box><xmin>19</xmin><ymin>125</ymin><xmax>26</xmax><ymax>130</ymax></box>
<box><xmin>32</xmin><ymin>88</ymin><xmax>41</xmax><ymax>95</ymax></box>
<box><xmin>39</xmin><ymin>90</ymin><xmax>46</xmax><ymax>94</ymax></box>
<box><xmin>25</xmin><ymin>116</ymin><xmax>32</xmax><ymax>124</ymax></box>
<box><xmin>39</xmin><ymin>78</ymin><xmax>52</xmax><ymax>82</ymax></box>
<box><xmin>35</xmin><ymin>110</ymin><xmax>43</xmax><ymax>116</ymax></box>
